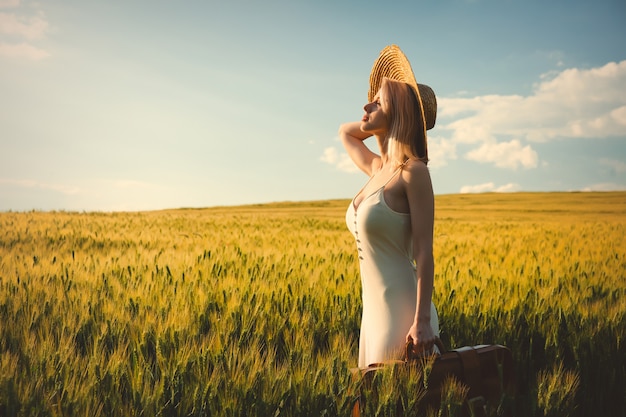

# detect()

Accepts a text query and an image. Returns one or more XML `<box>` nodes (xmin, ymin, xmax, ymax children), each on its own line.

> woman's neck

<box><xmin>374</xmin><ymin>133</ymin><xmax>388</xmax><ymax>159</ymax></box>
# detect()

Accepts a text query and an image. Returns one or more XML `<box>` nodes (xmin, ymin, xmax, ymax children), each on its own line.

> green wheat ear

<box><xmin>438</xmin><ymin>376</ymin><xmax>469</xmax><ymax>417</ymax></box>
<box><xmin>536</xmin><ymin>362</ymin><xmax>580</xmax><ymax>417</ymax></box>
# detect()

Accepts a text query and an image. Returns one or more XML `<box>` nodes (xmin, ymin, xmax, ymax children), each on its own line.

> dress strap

<box><xmin>381</xmin><ymin>159</ymin><xmax>409</xmax><ymax>187</ymax></box>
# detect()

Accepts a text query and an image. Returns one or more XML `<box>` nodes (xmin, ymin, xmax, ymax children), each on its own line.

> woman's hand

<box><xmin>406</xmin><ymin>320</ymin><xmax>436</xmax><ymax>357</ymax></box>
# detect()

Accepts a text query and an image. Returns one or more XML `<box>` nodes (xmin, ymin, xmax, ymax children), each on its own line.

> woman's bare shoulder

<box><xmin>403</xmin><ymin>159</ymin><xmax>430</xmax><ymax>177</ymax></box>
<box><xmin>401</xmin><ymin>159</ymin><xmax>433</xmax><ymax>194</ymax></box>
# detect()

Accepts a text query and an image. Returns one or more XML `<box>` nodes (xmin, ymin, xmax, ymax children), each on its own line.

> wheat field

<box><xmin>1</xmin><ymin>192</ymin><xmax>624</xmax><ymax>416</ymax></box>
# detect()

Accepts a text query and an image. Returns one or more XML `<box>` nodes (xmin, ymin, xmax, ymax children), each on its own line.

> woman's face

<box><xmin>361</xmin><ymin>88</ymin><xmax>389</xmax><ymax>136</ymax></box>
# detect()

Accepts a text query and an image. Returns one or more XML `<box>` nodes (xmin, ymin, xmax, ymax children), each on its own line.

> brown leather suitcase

<box><xmin>352</xmin><ymin>340</ymin><xmax>516</xmax><ymax>416</ymax></box>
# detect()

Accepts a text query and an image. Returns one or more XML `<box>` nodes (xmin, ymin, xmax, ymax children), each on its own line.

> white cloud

<box><xmin>0</xmin><ymin>0</ymin><xmax>20</xmax><ymax>8</ymax></box>
<box><xmin>0</xmin><ymin>11</ymin><xmax>48</xmax><ymax>39</ymax></box>
<box><xmin>460</xmin><ymin>182</ymin><xmax>496</xmax><ymax>193</ymax></box>
<box><xmin>0</xmin><ymin>178</ymin><xmax>160</xmax><ymax>198</ymax></box>
<box><xmin>609</xmin><ymin>106</ymin><xmax>626</xmax><ymax>127</ymax></box>
<box><xmin>435</xmin><ymin>60</ymin><xmax>626</xmax><ymax>171</ymax></box>
<box><xmin>465</xmin><ymin>139</ymin><xmax>538</xmax><ymax>169</ymax></box>
<box><xmin>0</xmin><ymin>41</ymin><xmax>48</xmax><ymax>59</ymax></box>
<box><xmin>496</xmin><ymin>183</ymin><xmax>522</xmax><ymax>192</ymax></box>
<box><xmin>460</xmin><ymin>182</ymin><xmax>521</xmax><ymax>193</ymax></box>
<box><xmin>580</xmin><ymin>183</ymin><xmax>626</xmax><ymax>192</ymax></box>
<box><xmin>0</xmin><ymin>5</ymin><xmax>49</xmax><ymax>60</ymax></box>
<box><xmin>320</xmin><ymin>146</ymin><xmax>360</xmax><ymax>173</ymax></box>
<box><xmin>427</xmin><ymin>136</ymin><xmax>457</xmax><ymax>168</ymax></box>
<box><xmin>320</xmin><ymin>146</ymin><xmax>338</xmax><ymax>164</ymax></box>
<box><xmin>442</xmin><ymin>60</ymin><xmax>626</xmax><ymax>143</ymax></box>
<box><xmin>0</xmin><ymin>178</ymin><xmax>80</xmax><ymax>195</ymax></box>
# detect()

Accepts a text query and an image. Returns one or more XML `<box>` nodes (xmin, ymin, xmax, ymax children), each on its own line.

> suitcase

<box><xmin>352</xmin><ymin>339</ymin><xmax>516</xmax><ymax>416</ymax></box>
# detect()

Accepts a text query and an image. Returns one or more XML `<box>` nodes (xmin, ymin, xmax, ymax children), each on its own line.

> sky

<box><xmin>1</xmin><ymin>0</ymin><xmax>625</xmax><ymax>212</ymax></box>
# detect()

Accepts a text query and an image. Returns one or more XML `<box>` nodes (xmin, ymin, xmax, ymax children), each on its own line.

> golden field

<box><xmin>0</xmin><ymin>192</ymin><xmax>624</xmax><ymax>416</ymax></box>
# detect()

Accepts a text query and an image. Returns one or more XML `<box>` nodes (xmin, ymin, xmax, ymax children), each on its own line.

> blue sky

<box><xmin>1</xmin><ymin>0</ymin><xmax>624</xmax><ymax>211</ymax></box>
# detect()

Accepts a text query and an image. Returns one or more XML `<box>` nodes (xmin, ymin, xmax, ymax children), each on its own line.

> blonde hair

<box><xmin>381</xmin><ymin>78</ymin><xmax>428</xmax><ymax>167</ymax></box>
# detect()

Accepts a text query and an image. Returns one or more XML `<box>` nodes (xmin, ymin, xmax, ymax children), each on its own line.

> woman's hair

<box><xmin>381</xmin><ymin>77</ymin><xmax>428</xmax><ymax>166</ymax></box>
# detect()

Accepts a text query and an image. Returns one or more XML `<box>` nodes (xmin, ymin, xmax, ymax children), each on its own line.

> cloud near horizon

<box><xmin>0</xmin><ymin>178</ymin><xmax>80</xmax><ymax>195</ymax></box>
<box><xmin>460</xmin><ymin>182</ymin><xmax>521</xmax><ymax>194</ymax></box>
<box><xmin>0</xmin><ymin>178</ymin><xmax>173</xmax><ymax>211</ymax></box>
<box><xmin>323</xmin><ymin>60</ymin><xmax>626</xmax><ymax>175</ymax></box>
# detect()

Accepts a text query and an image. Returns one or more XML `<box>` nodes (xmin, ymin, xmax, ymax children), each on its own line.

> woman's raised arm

<box><xmin>338</xmin><ymin>121</ymin><xmax>379</xmax><ymax>176</ymax></box>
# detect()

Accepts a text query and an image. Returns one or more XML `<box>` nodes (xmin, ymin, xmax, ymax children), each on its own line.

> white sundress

<box><xmin>346</xmin><ymin>167</ymin><xmax>439</xmax><ymax>368</ymax></box>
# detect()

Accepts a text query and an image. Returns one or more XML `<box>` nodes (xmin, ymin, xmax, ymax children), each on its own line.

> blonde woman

<box><xmin>340</xmin><ymin>45</ymin><xmax>439</xmax><ymax>368</ymax></box>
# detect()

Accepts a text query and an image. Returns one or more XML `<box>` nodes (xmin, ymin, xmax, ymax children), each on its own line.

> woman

<box><xmin>339</xmin><ymin>45</ymin><xmax>439</xmax><ymax>368</ymax></box>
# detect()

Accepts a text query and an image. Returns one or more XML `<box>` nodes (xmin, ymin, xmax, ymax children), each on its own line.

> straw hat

<box><xmin>368</xmin><ymin>44</ymin><xmax>437</xmax><ymax>131</ymax></box>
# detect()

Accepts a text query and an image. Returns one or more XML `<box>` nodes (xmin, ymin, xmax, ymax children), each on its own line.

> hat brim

<box><xmin>368</xmin><ymin>45</ymin><xmax>437</xmax><ymax>130</ymax></box>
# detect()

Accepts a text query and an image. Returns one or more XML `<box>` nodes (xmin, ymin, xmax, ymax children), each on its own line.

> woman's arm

<box><xmin>338</xmin><ymin>122</ymin><xmax>379</xmax><ymax>176</ymax></box>
<box><xmin>403</xmin><ymin>160</ymin><xmax>436</xmax><ymax>354</ymax></box>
